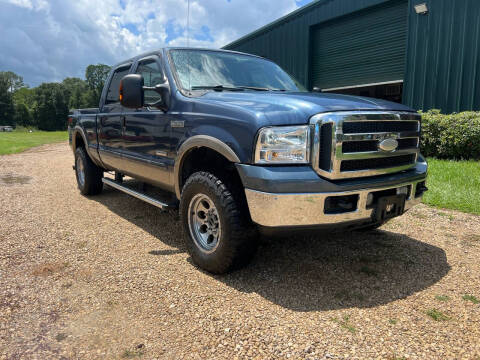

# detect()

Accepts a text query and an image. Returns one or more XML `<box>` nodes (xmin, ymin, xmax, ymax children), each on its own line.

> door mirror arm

<box><xmin>143</xmin><ymin>83</ymin><xmax>170</xmax><ymax>112</ymax></box>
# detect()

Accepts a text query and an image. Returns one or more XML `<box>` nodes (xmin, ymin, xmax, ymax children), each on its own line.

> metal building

<box><xmin>223</xmin><ymin>0</ymin><xmax>480</xmax><ymax>113</ymax></box>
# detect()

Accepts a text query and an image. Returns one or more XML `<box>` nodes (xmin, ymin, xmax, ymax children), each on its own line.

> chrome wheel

<box><xmin>187</xmin><ymin>193</ymin><xmax>221</xmax><ymax>253</ymax></box>
<box><xmin>76</xmin><ymin>156</ymin><xmax>85</xmax><ymax>187</ymax></box>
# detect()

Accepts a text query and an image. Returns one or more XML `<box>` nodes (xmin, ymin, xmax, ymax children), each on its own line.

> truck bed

<box><xmin>71</xmin><ymin>108</ymin><xmax>99</xmax><ymax>116</ymax></box>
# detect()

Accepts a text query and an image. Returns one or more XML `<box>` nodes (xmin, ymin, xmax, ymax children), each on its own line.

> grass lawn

<box><xmin>424</xmin><ymin>158</ymin><xmax>480</xmax><ymax>215</ymax></box>
<box><xmin>0</xmin><ymin>130</ymin><xmax>68</xmax><ymax>155</ymax></box>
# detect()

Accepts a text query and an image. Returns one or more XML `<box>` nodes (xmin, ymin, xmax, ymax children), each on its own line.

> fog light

<box><xmin>324</xmin><ymin>195</ymin><xmax>359</xmax><ymax>214</ymax></box>
<box><xmin>415</xmin><ymin>181</ymin><xmax>428</xmax><ymax>197</ymax></box>
<box><xmin>366</xmin><ymin>193</ymin><xmax>374</xmax><ymax>207</ymax></box>
<box><xmin>397</xmin><ymin>186</ymin><xmax>409</xmax><ymax>196</ymax></box>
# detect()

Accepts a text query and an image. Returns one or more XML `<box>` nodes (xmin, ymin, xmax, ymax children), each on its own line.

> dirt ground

<box><xmin>1</xmin><ymin>142</ymin><xmax>479</xmax><ymax>360</ymax></box>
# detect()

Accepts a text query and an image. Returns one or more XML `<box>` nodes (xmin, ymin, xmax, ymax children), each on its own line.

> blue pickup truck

<box><xmin>69</xmin><ymin>48</ymin><xmax>427</xmax><ymax>273</ymax></box>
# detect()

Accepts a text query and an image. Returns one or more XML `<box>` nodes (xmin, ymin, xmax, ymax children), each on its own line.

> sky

<box><xmin>0</xmin><ymin>0</ymin><xmax>314</xmax><ymax>87</ymax></box>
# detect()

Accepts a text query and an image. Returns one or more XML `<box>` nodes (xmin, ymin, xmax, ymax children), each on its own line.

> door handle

<box><xmin>100</xmin><ymin>116</ymin><xmax>107</xmax><ymax>126</ymax></box>
<box><xmin>121</xmin><ymin>116</ymin><xmax>126</xmax><ymax>128</ymax></box>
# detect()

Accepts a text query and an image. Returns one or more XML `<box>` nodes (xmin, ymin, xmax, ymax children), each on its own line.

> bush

<box><xmin>420</xmin><ymin>109</ymin><xmax>480</xmax><ymax>160</ymax></box>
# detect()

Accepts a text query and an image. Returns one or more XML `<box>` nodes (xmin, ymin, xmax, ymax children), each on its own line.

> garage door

<box><xmin>310</xmin><ymin>0</ymin><xmax>408</xmax><ymax>90</ymax></box>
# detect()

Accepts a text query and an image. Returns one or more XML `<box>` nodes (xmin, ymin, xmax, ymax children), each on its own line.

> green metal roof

<box><xmin>222</xmin><ymin>0</ymin><xmax>323</xmax><ymax>49</ymax></box>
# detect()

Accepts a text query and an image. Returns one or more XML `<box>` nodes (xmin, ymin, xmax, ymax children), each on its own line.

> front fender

<box><xmin>174</xmin><ymin>135</ymin><xmax>241</xmax><ymax>198</ymax></box>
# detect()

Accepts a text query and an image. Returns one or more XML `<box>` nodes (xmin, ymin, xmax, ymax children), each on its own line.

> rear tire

<box><xmin>180</xmin><ymin>171</ymin><xmax>257</xmax><ymax>274</ymax></box>
<box><xmin>75</xmin><ymin>147</ymin><xmax>103</xmax><ymax>195</ymax></box>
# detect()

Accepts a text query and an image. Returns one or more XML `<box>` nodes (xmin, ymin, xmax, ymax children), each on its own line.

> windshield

<box><xmin>169</xmin><ymin>49</ymin><xmax>306</xmax><ymax>92</ymax></box>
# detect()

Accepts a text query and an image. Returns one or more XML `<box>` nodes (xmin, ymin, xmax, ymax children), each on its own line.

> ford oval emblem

<box><xmin>378</xmin><ymin>138</ymin><xmax>398</xmax><ymax>152</ymax></box>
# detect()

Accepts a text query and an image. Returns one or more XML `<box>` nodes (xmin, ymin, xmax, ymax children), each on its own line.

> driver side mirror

<box><xmin>120</xmin><ymin>74</ymin><xmax>170</xmax><ymax>111</ymax></box>
<box><xmin>120</xmin><ymin>74</ymin><xmax>144</xmax><ymax>109</ymax></box>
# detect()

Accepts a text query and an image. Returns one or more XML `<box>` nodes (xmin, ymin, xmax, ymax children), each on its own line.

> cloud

<box><xmin>0</xmin><ymin>0</ymin><xmax>312</xmax><ymax>86</ymax></box>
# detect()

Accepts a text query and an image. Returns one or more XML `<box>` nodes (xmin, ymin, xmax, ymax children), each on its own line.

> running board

<box><xmin>102</xmin><ymin>178</ymin><xmax>176</xmax><ymax>210</ymax></box>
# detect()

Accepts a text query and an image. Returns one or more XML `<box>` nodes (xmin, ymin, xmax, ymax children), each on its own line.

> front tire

<box><xmin>180</xmin><ymin>171</ymin><xmax>257</xmax><ymax>274</ymax></box>
<box><xmin>75</xmin><ymin>147</ymin><xmax>103</xmax><ymax>195</ymax></box>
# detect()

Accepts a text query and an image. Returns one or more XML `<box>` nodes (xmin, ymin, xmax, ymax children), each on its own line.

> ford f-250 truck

<box><xmin>69</xmin><ymin>48</ymin><xmax>428</xmax><ymax>274</ymax></box>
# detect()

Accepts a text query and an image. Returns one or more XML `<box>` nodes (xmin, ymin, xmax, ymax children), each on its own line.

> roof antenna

<box><xmin>186</xmin><ymin>0</ymin><xmax>190</xmax><ymax>48</ymax></box>
<box><xmin>187</xmin><ymin>0</ymin><xmax>191</xmax><ymax>94</ymax></box>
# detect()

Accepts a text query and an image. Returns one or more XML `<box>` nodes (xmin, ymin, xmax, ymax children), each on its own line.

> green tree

<box><xmin>34</xmin><ymin>83</ymin><xmax>69</xmax><ymax>131</ymax></box>
<box><xmin>1</xmin><ymin>71</ymin><xmax>24</xmax><ymax>92</ymax></box>
<box><xmin>85</xmin><ymin>64</ymin><xmax>111</xmax><ymax>107</ymax></box>
<box><xmin>1</xmin><ymin>64</ymin><xmax>111</xmax><ymax>128</ymax></box>
<box><xmin>62</xmin><ymin>77</ymin><xmax>89</xmax><ymax>109</ymax></box>
<box><xmin>13</xmin><ymin>102</ymin><xmax>33</xmax><ymax>127</ymax></box>
<box><xmin>13</xmin><ymin>87</ymin><xmax>35</xmax><ymax>109</ymax></box>
<box><xmin>0</xmin><ymin>72</ymin><xmax>17</xmax><ymax>126</ymax></box>
<box><xmin>13</xmin><ymin>86</ymin><xmax>36</xmax><ymax>127</ymax></box>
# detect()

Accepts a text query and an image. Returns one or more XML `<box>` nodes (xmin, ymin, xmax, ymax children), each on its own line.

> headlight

<box><xmin>254</xmin><ymin>125</ymin><xmax>310</xmax><ymax>164</ymax></box>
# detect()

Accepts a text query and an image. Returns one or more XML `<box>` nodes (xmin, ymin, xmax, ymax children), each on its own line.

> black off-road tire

<box><xmin>180</xmin><ymin>171</ymin><xmax>257</xmax><ymax>274</ymax></box>
<box><xmin>75</xmin><ymin>147</ymin><xmax>103</xmax><ymax>196</ymax></box>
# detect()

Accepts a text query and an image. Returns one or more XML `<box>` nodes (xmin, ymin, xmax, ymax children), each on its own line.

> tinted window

<box><xmin>136</xmin><ymin>58</ymin><xmax>164</xmax><ymax>104</ymax></box>
<box><xmin>106</xmin><ymin>65</ymin><xmax>131</xmax><ymax>104</ymax></box>
<box><xmin>169</xmin><ymin>49</ymin><xmax>305</xmax><ymax>92</ymax></box>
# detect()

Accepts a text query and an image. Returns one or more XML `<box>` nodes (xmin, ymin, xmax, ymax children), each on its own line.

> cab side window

<box><xmin>136</xmin><ymin>58</ymin><xmax>165</xmax><ymax>104</ymax></box>
<box><xmin>105</xmin><ymin>65</ymin><xmax>131</xmax><ymax>104</ymax></box>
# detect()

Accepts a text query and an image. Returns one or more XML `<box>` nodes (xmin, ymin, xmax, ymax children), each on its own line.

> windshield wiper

<box><xmin>236</xmin><ymin>86</ymin><xmax>271</xmax><ymax>91</ymax></box>
<box><xmin>191</xmin><ymin>85</ymin><xmax>276</xmax><ymax>92</ymax></box>
<box><xmin>191</xmin><ymin>85</ymin><xmax>245</xmax><ymax>92</ymax></box>
<box><xmin>238</xmin><ymin>86</ymin><xmax>288</xmax><ymax>92</ymax></box>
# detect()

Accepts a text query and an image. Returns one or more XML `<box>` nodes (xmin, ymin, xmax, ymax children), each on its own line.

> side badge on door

<box><xmin>171</xmin><ymin>120</ymin><xmax>185</xmax><ymax>128</ymax></box>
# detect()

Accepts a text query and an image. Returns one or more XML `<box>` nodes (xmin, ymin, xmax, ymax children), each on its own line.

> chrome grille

<box><xmin>340</xmin><ymin>154</ymin><xmax>417</xmax><ymax>172</ymax></box>
<box><xmin>342</xmin><ymin>121</ymin><xmax>419</xmax><ymax>134</ymax></box>
<box><xmin>342</xmin><ymin>138</ymin><xmax>419</xmax><ymax>153</ymax></box>
<box><xmin>311</xmin><ymin>112</ymin><xmax>421</xmax><ymax>179</ymax></box>
<box><xmin>318</xmin><ymin>122</ymin><xmax>333</xmax><ymax>171</ymax></box>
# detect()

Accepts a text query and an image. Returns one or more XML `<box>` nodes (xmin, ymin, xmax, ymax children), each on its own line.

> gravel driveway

<box><xmin>1</xmin><ymin>142</ymin><xmax>479</xmax><ymax>359</ymax></box>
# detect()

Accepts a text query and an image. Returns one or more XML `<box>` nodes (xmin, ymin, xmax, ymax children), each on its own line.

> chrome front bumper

<box><xmin>245</xmin><ymin>180</ymin><xmax>425</xmax><ymax>227</ymax></box>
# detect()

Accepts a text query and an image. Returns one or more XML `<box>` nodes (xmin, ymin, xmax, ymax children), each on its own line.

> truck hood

<box><xmin>200</xmin><ymin>91</ymin><xmax>415</xmax><ymax>126</ymax></box>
